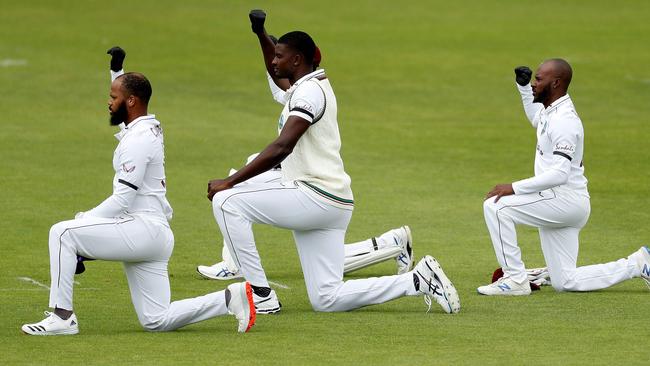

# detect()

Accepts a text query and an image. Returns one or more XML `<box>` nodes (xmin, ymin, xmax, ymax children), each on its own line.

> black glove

<box><xmin>107</xmin><ymin>46</ymin><xmax>126</xmax><ymax>72</ymax></box>
<box><xmin>514</xmin><ymin>66</ymin><xmax>532</xmax><ymax>86</ymax></box>
<box><xmin>249</xmin><ymin>9</ymin><xmax>266</xmax><ymax>34</ymax></box>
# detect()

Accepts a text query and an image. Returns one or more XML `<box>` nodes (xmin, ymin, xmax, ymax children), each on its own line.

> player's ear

<box><xmin>293</xmin><ymin>53</ymin><xmax>301</xmax><ymax>67</ymax></box>
<box><xmin>127</xmin><ymin>95</ymin><xmax>136</xmax><ymax>107</ymax></box>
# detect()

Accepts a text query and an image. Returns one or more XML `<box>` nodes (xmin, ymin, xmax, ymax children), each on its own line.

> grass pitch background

<box><xmin>1</xmin><ymin>0</ymin><xmax>649</xmax><ymax>365</ymax></box>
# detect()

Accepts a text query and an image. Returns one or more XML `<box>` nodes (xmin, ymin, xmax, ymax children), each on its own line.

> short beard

<box><xmin>533</xmin><ymin>85</ymin><xmax>549</xmax><ymax>104</ymax></box>
<box><xmin>109</xmin><ymin>101</ymin><xmax>128</xmax><ymax>126</ymax></box>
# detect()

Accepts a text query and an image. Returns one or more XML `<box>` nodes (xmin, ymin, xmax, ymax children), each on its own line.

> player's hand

<box><xmin>249</xmin><ymin>9</ymin><xmax>266</xmax><ymax>34</ymax></box>
<box><xmin>514</xmin><ymin>66</ymin><xmax>532</xmax><ymax>86</ymax></box>
<box><xmin>107</xmin><ymin>46</ymin><xmax>126</xmax><ymax>72</ymax></box>
<box><xmin>486</xmin><ymin>183</ymin><xmax>514</xmax><ymax>202</ymax></box>
<box><xmin>207</xmin><ymin>178</ymin><xmax>233</xmax><ymax>201</ymax></box>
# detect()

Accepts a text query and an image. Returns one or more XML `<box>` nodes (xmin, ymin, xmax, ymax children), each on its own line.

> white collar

<box><xmin>545</xmin><ymin>94</ymin><xmax>571</xmax><ymax>113</ymax></box>
<box><xmin>114</xmin><ymin>114</ymin><xmax>157</xmax><ymax>141</ymax></box>
<box><xmin>285</xmin><ymin>69</ymin><xmax>325</xmax><ymax>95</ymax></box>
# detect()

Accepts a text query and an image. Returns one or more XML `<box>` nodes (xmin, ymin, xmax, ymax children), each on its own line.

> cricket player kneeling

<box><xmin>21</xmin><ymin>49</ymin><xmax>256</xmax><ymax>336</ymax></box>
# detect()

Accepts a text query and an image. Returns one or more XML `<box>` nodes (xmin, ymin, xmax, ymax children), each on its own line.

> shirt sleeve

<box><xmin>267</xmin><ymin>72</ymin><xmax>287</xmax><ymax>105</ymax></box>
<box><xmin>288</xmin><ymin>80</ymin><xmax>325</xmax><ymax>124</ymax></box>
<box><xmin>512</xmin><ymin>121</ymin><xmax>578</xmax><ymax>195</ymax></box>
<box><xmin>517</xmin><ymin>83</ymin><xmax>543</xmax><ymax>128</ymax></box>
<box><xmin>111</xmin><ymin>69</ymin><xmax>124</xmax><ymax>82</ymax></box>
<box><xmin>86</xmin><ymin>135</ymin><xmax>150</xmax><ymax>218</ymax></box>
<box><xmin>511</xmin><ymin>164</ymin><xmax>569</xmax><ymax>195</ymax></box>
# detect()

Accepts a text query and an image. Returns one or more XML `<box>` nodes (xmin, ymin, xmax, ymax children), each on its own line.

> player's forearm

<box><xmin>86</xmin><ymin>192</ymin><xmax>132</xmax><ymax>218</ymax></box>
<box><xmin>257</xmin><ymin>32</ymin><xmax>276</xmax><ymax>76</ymax></box>
<box><xmin>256</xmin><ymin>32</ymin><xmax>288</xmax><ymax>90</ymax></box>
<box><xmin>227</xmin><ymin>142</ymin><xmax>290</xmax><ymax>186</ymax></box>
<box><xmin>512</xmin><ymin>168</ymin><xmax>569</xmax><ymax>195</ymax></box>
<box><xmin>517</xmin><ymin>83</ymin><xmax>542</xmax><ymax>127</ymax></box>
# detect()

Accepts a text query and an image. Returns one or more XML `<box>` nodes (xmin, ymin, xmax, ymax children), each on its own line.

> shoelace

<box><xmin>417</xmin><ymin>268</ymin><xmax>444</xmax><ymax>313</ymax></box>
<box><xmin>423</xmin><ymin>295</ymin><xmax>432</xmax><ymax>313</ymax></box>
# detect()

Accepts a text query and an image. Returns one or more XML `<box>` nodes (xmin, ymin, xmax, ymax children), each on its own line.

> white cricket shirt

<box><xmin>277</xmin><ymin>69</ymin><xmax>354</xmax><ymax>209</ymax></box>
<box><xmin>512</xmin><ymin>84</ymin><xmax>589</xmax><ymax>196</ymax></box>
<box><xmin>86</xmin><ymin>115</ymin><xmax>173</xmax><ymax>222</ymax></box>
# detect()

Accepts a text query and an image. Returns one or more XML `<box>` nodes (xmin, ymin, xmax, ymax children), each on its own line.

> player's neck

<box><xmin>544</xmin><ymin>91</ymin><xmax>567</xmax><ymax>109</ymax></box>
<box><xmin>289</xmin><ymin>65</ymin><xmax>315</xmax><ymax>85</ymax></box>
<box><xmin>124</xmin><ymin>109</ymin><xmax>148</xmax><ymax>126</ymax></box>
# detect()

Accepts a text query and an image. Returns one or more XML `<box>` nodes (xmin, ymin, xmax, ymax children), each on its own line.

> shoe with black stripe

<box><xmin>413</xmin><ymin>256</ymin><xmax>461</xmax><ymax>314</ymax></box>
<box><xmin>395</xmin><ymin>226</ymin><xmax>414</xmax><ymax>275</ymax></box>
<box><xmin>22</xmin><ymin>311</ymin><xmax>79</xmax><ymax>336</ymax></box>
<box><xmin>253</xmin><ymin>289</ymin><xmax>282</xmax><ymax>314</ymax></box>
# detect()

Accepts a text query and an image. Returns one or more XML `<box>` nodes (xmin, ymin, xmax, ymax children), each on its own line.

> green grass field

<box><xmin>2</xmin><ymin>0</ymin><xmax>650</xmax><ymax>364</ymax></box>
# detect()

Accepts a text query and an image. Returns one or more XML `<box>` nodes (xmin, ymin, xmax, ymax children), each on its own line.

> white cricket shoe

<box><xmin>413</xmin><ymin>255</ymin><xmax>460</xmax><ymax>314</ymax></box>
<box><xmin>631</xmin><ymin>246</ymin><xmax>650</xmax><ymax>290</ymax></box>
<box><xmin>254</xmin><ymin>289</ymin><xmax>282</xmax><ymax>314</ymax></box>
<box><xmin>197</xmin><ymin>261</ymin><xmax>243</xmax><ymax>280</ymax></box>
<box><xmin>22</xmin><ymin>311</ymin><xmax>79</xmax><ymax>336</ymax></box>
<box><xmin>395</xmin><ymin>226</ymin><xmax>414</xmax><ymax>275</ymax></box>
<box><xmin>226</xmin><ymin>282</ymin><xmax>256</xmax><ymax>333</ymax></box>
<box><xmin>477</xmin><ymin>276</ymin><xmax>531</xmax><ymax>296</ymax></box>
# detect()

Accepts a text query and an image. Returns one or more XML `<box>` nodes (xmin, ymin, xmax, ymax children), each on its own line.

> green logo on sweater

<box><xmin>278</xmin><ymin>115</ymin><xmax>285</xmax><ymax>131</ymax></box>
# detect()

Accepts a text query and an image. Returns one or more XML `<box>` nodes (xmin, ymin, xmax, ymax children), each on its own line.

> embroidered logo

<box><xmin>122</xmin><ymin>164</ymin><xmax>135</xmax><ymax>173</ymax></box>
<box><xmin>554</xmin><ymin>143</ymin><xmax>575</xmax><ymax>153</ymax></box>
<box><xmin>278</xmin><ymin>115</ymin><xmax>285</xmax><ymax>131</ymax></box>
<box><xmin>294</xmin><ymin>102</ymin><xmax>314</xmax><ymax>114</ymax></box>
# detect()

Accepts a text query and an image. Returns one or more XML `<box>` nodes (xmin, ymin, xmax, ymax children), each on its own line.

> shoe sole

<box><xmin>196</xmin><ymin>267</ymin><xmax>244</xmax><ymax>281</ymax></box>
<box><xmin>477</xmin><ymin>288</ymin><xmax>531</xmax><ymax>296</ymax></box>
<box><xmin>424</xmin><ymin>256</ymin><xmax>461</xmax><ymax>314</ymax></box>
<box><xmin>256</xmin><ymin>305</ymin><xmax>282</xmax><ymax>314</ymax></box>
<box><xmin>396</xmin><ymin>226</ymin><xmax>414</xmax><ymax>275</ymax></box>
<box><xmin>241</xmin><ymin>282</ymin><xmax>256</xmax><ymax>333</ymax></box>
<box><xmin>476</xmin><ymin>284</ymin><xmax>531</xmax><ymax>296</ymax></box>
<box><xmin>21</xmin><ymin>326</ymin><xmax>79</xmax><ymax>336</ymax></box>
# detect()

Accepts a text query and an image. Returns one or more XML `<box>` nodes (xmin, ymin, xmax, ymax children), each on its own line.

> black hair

<box><xmin>118</xmin><ymin>72</ymin><xmax>152</xmax><ymax>104</ymax></box>
<box><xmin>278</xmin><ymin>31</ymin><xmax>316</xmax><ymax>66</ymax></box>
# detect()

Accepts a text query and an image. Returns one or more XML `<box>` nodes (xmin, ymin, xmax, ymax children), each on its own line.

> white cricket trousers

<box><xmin>212</xmin><ymin>181</ymin><xmax>417</xmax><ymax>312</ymax></box>
<box><xmin>48</xmin><ymin>214</ymin><xmax>228</xmax><ymax>331</ymax></box>
<box><xmin>483</xmin><ymin>187</ymin><xmax>638</xmax><ymax>291</ymax></box>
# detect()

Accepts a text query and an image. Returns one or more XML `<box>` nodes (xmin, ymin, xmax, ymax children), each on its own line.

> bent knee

<box><xmin>549</xmin><ymin>274</ymin><xmax>576</xmax><ymax>292</ymax></box>
<box><xmin>483</xmin><ymin>198</ymin><xmax>500</xmax><ymax>215</ymax></box>
<box><xmin>212</xmin><ymin>190</ymin><xmax>239</xmax><ymax>213</ymax></box>
<box><xmin>311</xmin><ymin>301</ymin><xmax>338</xmax><ymax>313</ymax></box>
<box><xmin>309</xmin><ymin>291</ymin><xmax>340</xmax><ymax>312</ymax></box>
<box><xmin>49</xmin><ymin>221</ymin><xmax>68</xmax><ymax>238</ymax></box>
<box><xmin>139</xmin><ymin>315</ymin><xmax>168</xmax><ymax>332</ymax></box>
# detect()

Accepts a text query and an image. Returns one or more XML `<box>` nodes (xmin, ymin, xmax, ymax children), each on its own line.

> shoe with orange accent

<box><xmin>226</xmin><ymin>282</ymin><xmax>256</xmax><ymax>333</ymax></box>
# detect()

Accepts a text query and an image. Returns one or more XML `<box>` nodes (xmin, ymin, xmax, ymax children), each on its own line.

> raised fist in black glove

<box><xmin>107</xmin><ymin>46</ymin><xmax>126</xmax><ymax>72</ymax></box>
<box><xmin>514</xmin><ymin>66</ymin><xmax>532</xmax><ymax>86</ymax></box>
<box><xmin>249</xmin><ymin>9</ymin><xmax>266</xmax><ymax>34</ymax></box>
